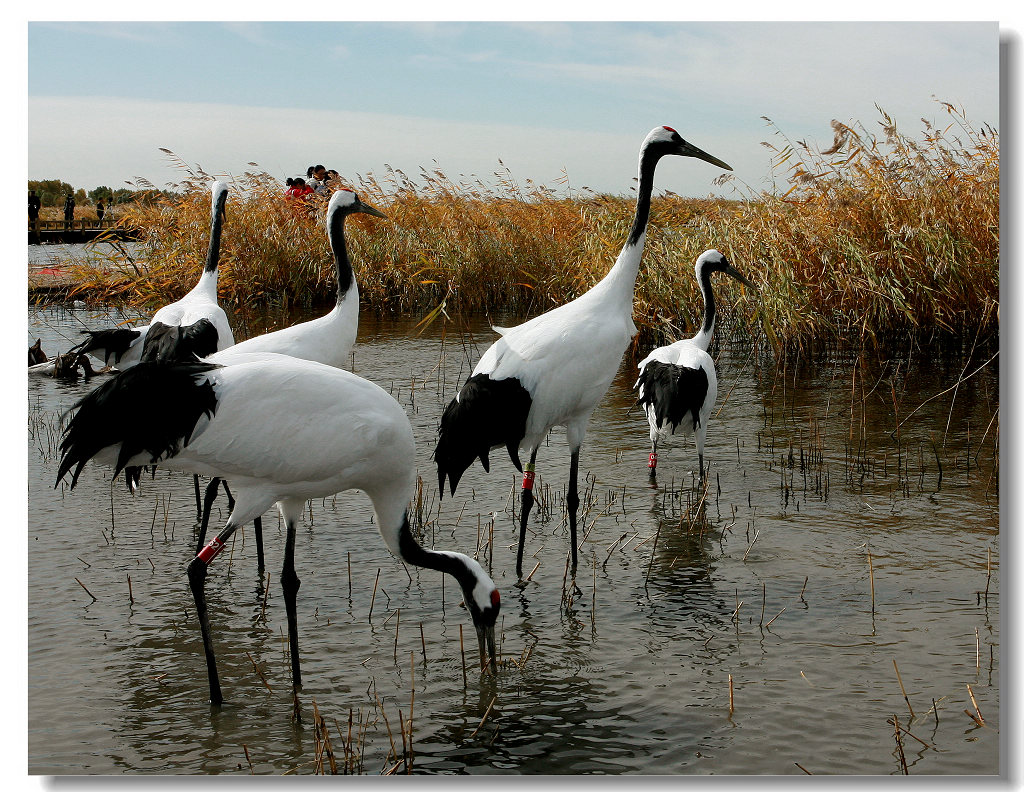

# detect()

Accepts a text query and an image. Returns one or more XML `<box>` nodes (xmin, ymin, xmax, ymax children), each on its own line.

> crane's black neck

<box><xmin>204</xmin><ymin>197</ymin><xmax>226</xmax><ymax>275</ymax></box>
<box><xmin>328</xmin><ymin>209</ymin><xmax>353</xmax><ymax>304</ymax></box>
<box><xmin>626</xmin><ymin>147</ymin><xmax>663</xmax><ymax>248</ymax></box>
<box><xmin>396</xmin><ymin>512</ymin><xmax>477</xmax><ymax>595</ymax></box>
<box><xmin>698</xmin><ymin>261</ymin><xmax>717</xmax><ymax>340</ymax></box>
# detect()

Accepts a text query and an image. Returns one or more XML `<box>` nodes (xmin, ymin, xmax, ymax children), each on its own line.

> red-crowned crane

<box><xmin>634</xmin><ymin>249</ymin><xmax>756</xmax><ymax>480</ymax></box>
<box><xmin>196</xmin><ymin>188</ymin><xmax>385</xmax><ymax>568</ymax></box>
<box><xmin>55</xmin><ymin>356</ymin><xmax>500</xmax><ymax>714</ymax></box>
<box><xmin>72</xmin><ymin>180</ymin><xmax>235</xmax><ymax>368</ymax></box>
<box><xmin>433</xmin><ymin>126</ymin><xmax>732</xmax><ymax>578</ymax></box>
<box><xmin>65</xmin><ymin>181</ymin><xmax>235</xmax><ymax>523</ymax></box>
<box><xmin>209</xmin><ymin>188</ymin><xmax>382</xmax><ymax>367</ymax></box>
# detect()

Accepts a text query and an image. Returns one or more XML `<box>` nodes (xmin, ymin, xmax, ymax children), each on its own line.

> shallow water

<box><xmin>27</xmin><ymin>303</ymin><xmax>1000</xmax><ymax>776</ymax></box>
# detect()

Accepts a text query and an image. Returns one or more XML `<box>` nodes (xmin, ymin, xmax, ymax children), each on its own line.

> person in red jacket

<box><xmin>285</xmin><ymin>177</ymin><xmax>314</xmax><ymax>199</ymax></box>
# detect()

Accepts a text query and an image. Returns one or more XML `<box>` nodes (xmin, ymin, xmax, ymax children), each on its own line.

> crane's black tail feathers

<box><xmin>56</xmin><ymin>361</ymin><xmax>222</xmax><ymax>491</ymax></box>
<box><xmin>433</xmin><ymin>374</ymin><xmax>532</xmax><ymax>497</ymax></box>
<box><xmin>139</xmin><ymin>319</ymin><xmax>219</xmax><ymax>363</ymax></box>
<box><xmin>72</xmin><ymin>327</ymin><xmax>143</xmax><ymax>365</ymax></box>
<box><xmin>635</xmin><ymin>360</ymin><xmax>708</xmax><ymax>434</ymax></box>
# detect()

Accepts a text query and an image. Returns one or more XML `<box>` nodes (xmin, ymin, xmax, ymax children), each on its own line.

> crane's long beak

<box><xmin>476</xmin><ymin>623</ymin><xmax>498</xmax><ymax>673</ymax></box>
<box><xmin>725</xmin><ymin>264</ymin><xmax>757</xmax><ymax>291</ymax></box>
<box><xmin>356</xmin><ymin>199</ymin><xmax>387</xmax><ymax>219</ymax></box>
<box><xmin>680</xmin><ymin>140</ymin><xmax>732</xmax><ymax>171</ymax></box>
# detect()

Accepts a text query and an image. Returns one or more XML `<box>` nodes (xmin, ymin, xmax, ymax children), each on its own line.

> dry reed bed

<box><xmin>57</xmin><ymin>105</ymin><xmax>998</xmax><ymax>355</ymax></box>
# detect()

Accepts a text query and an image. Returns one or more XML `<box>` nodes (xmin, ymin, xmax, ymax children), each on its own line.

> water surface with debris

<box><xmin>28</xmin><ymin>295</ymin><xmax>999</xmax><ymax>776</ymax></box>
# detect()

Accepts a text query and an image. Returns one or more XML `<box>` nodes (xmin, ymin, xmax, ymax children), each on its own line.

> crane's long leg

<box><xmin>187</xmin><ymin>521</ymin><xmax>240</xmax><ymax>706</ymax></box>
<box><xmin>648</xmin><ymin>439</ymin><xmax>659</xmax><ymax>482</ymax></box>
<box><xmin>193</xmin><ymin>475</ymin><xmax>203</xmax><ymax>522</ymax></box>
<box><xmin>696</xmin><ymin>424</ymin><xmax>707</xmax><ymax>481</ymax></box>
<box><xmin>253</xmin><ymin>516</ymin><xmax>265</xmax><ymax>572</ymax></box>
<box><xmin>197</xmin><ymin>477</ymin><xmax>221</xmax><ymax>554</ymax></box>
<box><xmin>200</xmin><ymin>481</ymin><xmax>265</xmax><ymax>572</ymax></box>
<box><xmin>567</xmin><ymin>447</ymin><xmax>580</xmax><ymax>574</ymax></box>
<box><xmin>222</xmin><ymin>481</ymin><xmax>264</xmax><ymax>573</ymax></box>
<box><xmin>223</xmin><ymin>481</ymin><xmax>236</xmax><ymax>512</ymax></box>
<box><xmin>280</xmin><ymin>516</ymin><xmax>302</xmax><ymax>720</ymax></box>
<box><xmin>516</xmin><ymin>449</ymin><xmax>540</xmax><ymax>578</ymax></box>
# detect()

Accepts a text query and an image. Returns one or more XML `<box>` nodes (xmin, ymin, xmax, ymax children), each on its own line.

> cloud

<box><xmin>512</xmin><ymin>22</ymin><xmax>997</xmax><ymax>128</ymax></box>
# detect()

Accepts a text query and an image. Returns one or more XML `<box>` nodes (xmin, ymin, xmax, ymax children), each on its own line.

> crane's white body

<box><xmin>71</xmin><ymin>180</ymin><xmax>234</xmax><ymax>371</ymax></box>
<box><xmin>210</xmin><ymin>300</ymin><xmax>356</xmax><ymax>368</ymax></box>
<box><xmin>88</xmin><ymin>357</ymin><xmax>407</xmax><ymax>531</ymax></box>
<box><xmin>473</xmin><ymin>241</ymin><xmax>642</xmax><ymax>453</ymax></box>
<box><xmin>148</xmin><ymin>268</ymin><xmax>234</xmax><ymax>353</ymax></box>
<box><xmin>209</xmin><ymin>189</ymin><xmax>373</xmax><ymax>369</ymax></box>
<box><xmin>636</xmin><ymin>340</ymin><xmax>717</xmax><ymax>452</ymax></box>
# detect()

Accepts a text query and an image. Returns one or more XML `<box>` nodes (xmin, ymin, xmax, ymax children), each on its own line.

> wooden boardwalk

<box><xmin>29</xmin><ymin>218</ymin><xmax>135</xmax><ymax>245</ymax></box>
<box><xmin>28</xmin><ymin>219</ymin><xmax>135</xmax><ymax>299</ymax></box>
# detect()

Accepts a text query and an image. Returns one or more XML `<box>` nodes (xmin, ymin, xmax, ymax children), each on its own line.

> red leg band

<box><xmin>522</xmin><ymin>470</ymin><xmax>535</xmax><ymax>491</ymax></box>
<box><xmin>648</xmin><ymin>452</ymin><xmax>658</xmax><ymax>469</ymax></box>
<box><xmin>197</xmin><ymin>536</ymin><xmax>225</xmax><ymax>564</ymax></box>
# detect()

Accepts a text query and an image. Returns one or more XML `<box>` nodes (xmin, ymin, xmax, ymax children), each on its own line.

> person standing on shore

<box><xmin>28</xmin><ymin>190</ymin><xmax>41</xmax><ymax>242</ymax></box>
<box><xmin>96</xmin><ymin>199</ymin><xmax>105</xmax><ymax>223</ymax></box>
<box><xmin>63</xmin><ymin>192</ymin><xmax>75</xmax><ymax>231</ymax></box>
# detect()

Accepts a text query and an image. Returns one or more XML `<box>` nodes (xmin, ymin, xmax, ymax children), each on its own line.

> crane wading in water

<box><xmin>68</xmin><ymin>180</ymin><xmax>236</xmax><ymax>525</ymax></box>
<box><xmin>433</xmin><ymin>126</ymin><xmax>732</xmax><ymax>578</ymax></box>
<box><xmin>197</xmin><ymin>187</ymin><xmax>385</xmax><ymax>569</ymax></box>
<box><xmin>71</xmin><ymin>180</ymin><xmax>235</xmax><ymax>369</ymax></box>
<box><xmin>56</xmin><ymin>356</ymin><xmax>500</xmax><ymax>715</ymax></box>
<box><xmin>635</xmin><ymin>249</ymin><xmax>757</xmax><ymax>481</ymax></box>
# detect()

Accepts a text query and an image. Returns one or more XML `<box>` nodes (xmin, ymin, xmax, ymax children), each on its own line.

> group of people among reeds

<box><xmin>285</xmin><ymin>164</ymin><xmax>340</xmax><ymax>201</ymax></box>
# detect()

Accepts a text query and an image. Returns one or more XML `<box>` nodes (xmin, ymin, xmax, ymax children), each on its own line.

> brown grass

<box><xmin>58</xmin><ymin>103</ymin><xmax>998</xmax><ymax>355</ymax></box>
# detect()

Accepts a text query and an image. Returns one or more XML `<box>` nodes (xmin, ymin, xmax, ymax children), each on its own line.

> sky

<box><xmin>24</xmin><ymin>18</ymin><xmax>1003</xmax><ymax>200</ymax></box>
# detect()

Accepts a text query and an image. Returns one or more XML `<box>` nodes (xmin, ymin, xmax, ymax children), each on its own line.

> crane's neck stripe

<box><xmin>698</xmin><ymin>262</ymin><xmax>717</xmax><ymax>340</ymax></box>
<box><xmin>204</xmin><ymin>193</ymin><xmax>226</xmax><ymax>275</ymax></box>
<box><xmin>396</xmin><ymin>512</ymin><xmax>480</xmax><ymax>595</ymax></box>
<box><xmin>329</xmin><ymin>209</ymin><xmax>353</xmax><ymax>300</ymax></box>
<box><xmin>627</xmin><ymin>147</ymin><xmax>661</xmax><ymax>247</ymax></box>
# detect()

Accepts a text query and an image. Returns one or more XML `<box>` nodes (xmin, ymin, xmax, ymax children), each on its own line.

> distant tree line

<box><xmin>28</xmin><ymin>179</ymin><xmax>180</xmax><ymax>208</ymax></box>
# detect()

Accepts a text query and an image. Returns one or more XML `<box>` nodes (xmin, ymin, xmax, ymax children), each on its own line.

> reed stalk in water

<box><xmin>893</xmin><ymin>659</ymin><xmax>914</xmax><ymax>719</ymax></box>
